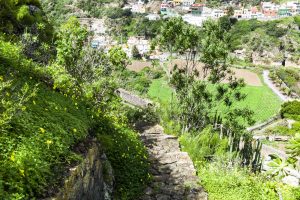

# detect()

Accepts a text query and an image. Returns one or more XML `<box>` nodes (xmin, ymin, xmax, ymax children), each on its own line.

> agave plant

<box><xmin>267</xmin><ymin>154</ymin><xmax>289</xmax><ymax>178</ymax></box>
<box><xmin>287</xmin><ymin>133</ymin><xmax>300</xmax><ymax>157</ymax></box>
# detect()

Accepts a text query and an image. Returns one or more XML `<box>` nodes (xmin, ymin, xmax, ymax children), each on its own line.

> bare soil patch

<box><xmin>128</xmin><ymin>60</ymin><xmax>262</xmax><ymax>86</ymax></box>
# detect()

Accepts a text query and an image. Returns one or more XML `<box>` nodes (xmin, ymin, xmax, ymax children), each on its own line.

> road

<box><xmin>262</xmin><ymin>70</ymin><xmax>290</xmax><ymax>102</ymax></box>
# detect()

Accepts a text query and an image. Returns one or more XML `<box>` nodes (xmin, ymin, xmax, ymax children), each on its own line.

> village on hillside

<box><xmin>83</xmin><ymin>0</ymin><xmax>300</xmax><ymax>61</ymax></box>
<box><xmin>130</xmin><ymin>0</ymin><xmax>300</xmax><ymax>25</ymax></box>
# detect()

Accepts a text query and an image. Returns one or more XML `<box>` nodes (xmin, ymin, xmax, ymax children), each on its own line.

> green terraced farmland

<box><xmin>148</xmin><ymin>78</ymin><xmax>282</xmax><ymax>124</ymax></box>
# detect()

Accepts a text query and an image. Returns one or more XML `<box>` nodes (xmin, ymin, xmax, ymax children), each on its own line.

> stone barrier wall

<box><xmin>247</xmin><ymin>115</ymin><xmax>280</xmax><ymax>132</ymax></box>
<box><xmin>116</xmin><ymin>88</ymin><xmax>153</xmax><ymax>108</ymax></box>
<box><xmin>45</xmin><ymin>140</ymin><xmax>114</xmax><ymax>200</ymax></box>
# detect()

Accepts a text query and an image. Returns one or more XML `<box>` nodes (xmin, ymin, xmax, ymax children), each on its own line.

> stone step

<box><xmin>157</xmin><ymin>152</ymin><xmax>192</xmax><ymax>164</ymax></box>
<box><xmin>141</xmin><ymin>134</ymin><xmax>178</xmax><ymax>143</ymax></box>
<box><xmin>139</xmin><ymin>124</ymin><xmax>207</xmax><ymax>200</ymax></box>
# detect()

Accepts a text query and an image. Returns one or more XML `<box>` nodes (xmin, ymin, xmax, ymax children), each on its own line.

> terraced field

<box><xmin>148</xmin><ymin>78</ymin><xmax>282</xmax><ymax>124</ymax></box>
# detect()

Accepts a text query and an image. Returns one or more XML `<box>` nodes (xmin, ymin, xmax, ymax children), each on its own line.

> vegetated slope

<box><xmin>0</xmin><ymin>39</ymin><xmax>92</xmax><ymax>199</ymax></box>
<box><xmin>40</xmin><ymin>0</ymin><xmax>126</xmax><ymax>24</ymax></box>
<box><xmin>270</xmin><ymin>67</ymin><xmax>300</xmax><ymax>96</ymax></box>
<box><xmin>229</xmin><ymin>17</ymin><xmax>300</xmax><ymax>65</ymax></box>
<box><xmin>0</xmin><ymin>20</ymin><xmax>150</xmax><ymax>200</ymax></box>
<box><xmin>235</xmin><ymin>85</ymin><xmax>282</xmax><ymax>123</ymax></box>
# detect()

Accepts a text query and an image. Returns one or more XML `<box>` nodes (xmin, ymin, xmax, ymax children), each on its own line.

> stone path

<box><xmin>139</xmin><ymin>125</ymin><xmax>207</xmax><ymax>200</ymax></box>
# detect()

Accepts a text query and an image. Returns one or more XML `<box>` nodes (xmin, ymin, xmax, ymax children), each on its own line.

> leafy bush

<box><xmin>105</xmin><ymin>8</ymin><xmax>132</xmax><ymax>19</ymax></box>
<box><xmin>294</xmin><ymin>16</ymin><xmax>300</xmax><ymax>28</ymax></box>
<box><xmin>280</xmin><ymin>101</ymin><xmax>300</xmax><ymax>119</ymax></box>
<box><xmin>180</xmin><ymin>126</ymin><xmax>228</xmax><ymax>166</ymax></box>
<box><xmin>125</xmin><ymin>106</ymin><xmax>159</xmax><ymax>128</ymax></box>
<box><xmin>265</xmin><ymin>21</ymin><xmax>288</xmax><ymax>38</ymax></box>
<box><xmin>265</xmin><ymin>125</ymin><xmax>298</xmax><ymax>136</ymax></box>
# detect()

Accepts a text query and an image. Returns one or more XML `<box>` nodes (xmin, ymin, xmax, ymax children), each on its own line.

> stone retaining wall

<box><xmin>45</xmin><ymin>140</ymin><xmax>114</xmax><ymax>200</ymax></box>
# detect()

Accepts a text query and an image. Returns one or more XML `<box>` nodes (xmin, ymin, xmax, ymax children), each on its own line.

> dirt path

<box><xmin>138</xmin><ymin>125</ymin><xmax>207</xmax><ymax>200</ymax></box>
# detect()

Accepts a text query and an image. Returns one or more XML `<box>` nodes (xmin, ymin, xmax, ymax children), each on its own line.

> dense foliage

<box><xmin>280</xmin><ymin>100</ymin><xmax>300</xmax><ymax>120</ymax></box>
<box><xmin>147</xmin><ymin>16</ymin><xmax>300</xmax><ymax>199</ymax></box>
<box><xmin>0</xmin><ymin>3</ymin><xmax>150</xmax><ymax>199</ymax></box>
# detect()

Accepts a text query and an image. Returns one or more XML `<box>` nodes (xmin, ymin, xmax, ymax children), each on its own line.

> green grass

<box><xmin>148</xmin><ymin>78</ymin><xmax>282</xmax><ymax>124</ymax></box>
<box><xmin>148</xmin><ymin>78</ymin><xmax>175</xmax><ymax>104</ymax></box>
<box><xmin>236</xmin><ymin>85</ymin><xmax>282</xmax><ymax>123</ymax></box>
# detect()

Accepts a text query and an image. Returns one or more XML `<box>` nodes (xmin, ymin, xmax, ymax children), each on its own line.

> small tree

<box><xmin>156</xmin><ymin>18</ymin><xmax>255</xmax><ymax>163</ymax></box>
<box><xmin>56</xmin><ymin>17</ymin><xmax>88</xmax><ymax>78</ymax></box>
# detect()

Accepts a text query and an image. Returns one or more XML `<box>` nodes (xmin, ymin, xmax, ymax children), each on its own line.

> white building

<box><xmin>126</xmin><ymin>37</ymin><xmax>150</xmax><ymax>57</ymax></box>
<box><xmin>182</xmin><ymin>14</ymin><xmax>206</xmax><ymax>27</ymax></box>
<box><xmin>182</xmin><ymin>0</ymin><xmax>195</xmax><ymax>7</ymax></box>
<box><xmin>131</xmin><ymin>4</ymin><xmax>146</xmax><ymax>13</ymax></box>
<box><xmin>212</xmin><ymin>9</ymin><xmax>225</xmax><ymax>18</ymax></box>
<box><xmin>145</xmin><ymin>14</ymin><xmax>161</xmax><ymax>21</ymax></box>
<box><xmin>201</xmin><ymin>7</ymin><xmax>212</xmax><ymax>17</ymax></box>
<box><xmin>261</xmin><ymin>1</ymin><xmax>278</xmax><ymax>11</ymax></box>
<box><xmin>79</xmin><ymin>18</ymin><xmax>106</xmax><ymax>35</ymax></box>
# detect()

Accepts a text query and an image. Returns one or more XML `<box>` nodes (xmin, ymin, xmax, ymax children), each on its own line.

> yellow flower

<box><xmin>46</xmin><ymin>140</ymin><xmax>53</xmax><ymax>145</ymax></box>
<box><xmin>19</xmin><ymin>169</ymin><xmax>25</xmax><ymax>177</ymax></box>
<box><xmin>73</xmin><ymin>128</ymin><xmax>77</xmax><ymax>133</ymax></box>
<box><xmin>45</xmin><ymin>140</ymin><xmax>53</xmax><ymax>149</ymax></box>
<box><xmin>39</xmin><ymin>128</ymin><xmax>46</xmax><ymax>133</ymax></box>
<box><xmin>10</xmin><ymin>152</ymin><xmax>15</xmax><ymax>162</ymax></box>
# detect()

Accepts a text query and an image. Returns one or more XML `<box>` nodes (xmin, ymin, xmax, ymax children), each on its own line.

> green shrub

<box><xmin>125</xmin><ymin>106</ymin><xmax>159</xmax><ymax>127</ymax></box>
<box><xmin>280</xmin><ymin>101</ymin><xmax>300</xmax><ymax>119</ymax></box>
<box><xmin>180</xmin><ymin>126</ymin><xmax>228</xmax><ymax>166</ymax></box>
<box><xmin>0</xmin><ymin>34</ymin><xmax>92</xmax><ymax>199</ymax></box>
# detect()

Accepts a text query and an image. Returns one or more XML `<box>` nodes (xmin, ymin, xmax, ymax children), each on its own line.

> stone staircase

<box><xmin>139</xmin><ymin>125</ymin><xmax>207</xmax><ymax>200</ymax></box>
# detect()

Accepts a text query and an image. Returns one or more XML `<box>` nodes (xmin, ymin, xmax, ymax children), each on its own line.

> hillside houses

<box><xmin>159</xmin><ymin>0</ymin><xmax>300</xmax><ymax>22</ymax></box>
<box><xmin>119</xmin><ymin>37</ymin><xmax>151</xmax><ymax>58</ymax></box>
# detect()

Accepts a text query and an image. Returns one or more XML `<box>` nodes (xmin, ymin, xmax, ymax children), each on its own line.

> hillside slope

<box><xmin>0</xmin><ymin>39</ymin><xmax>92</xmax><ymax>199</ymax></box>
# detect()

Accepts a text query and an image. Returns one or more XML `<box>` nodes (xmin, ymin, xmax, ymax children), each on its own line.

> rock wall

<box><xmin>45</xmin><ymin>140</ymin><xmax>114</xmax><ymax>200</ymax></box>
